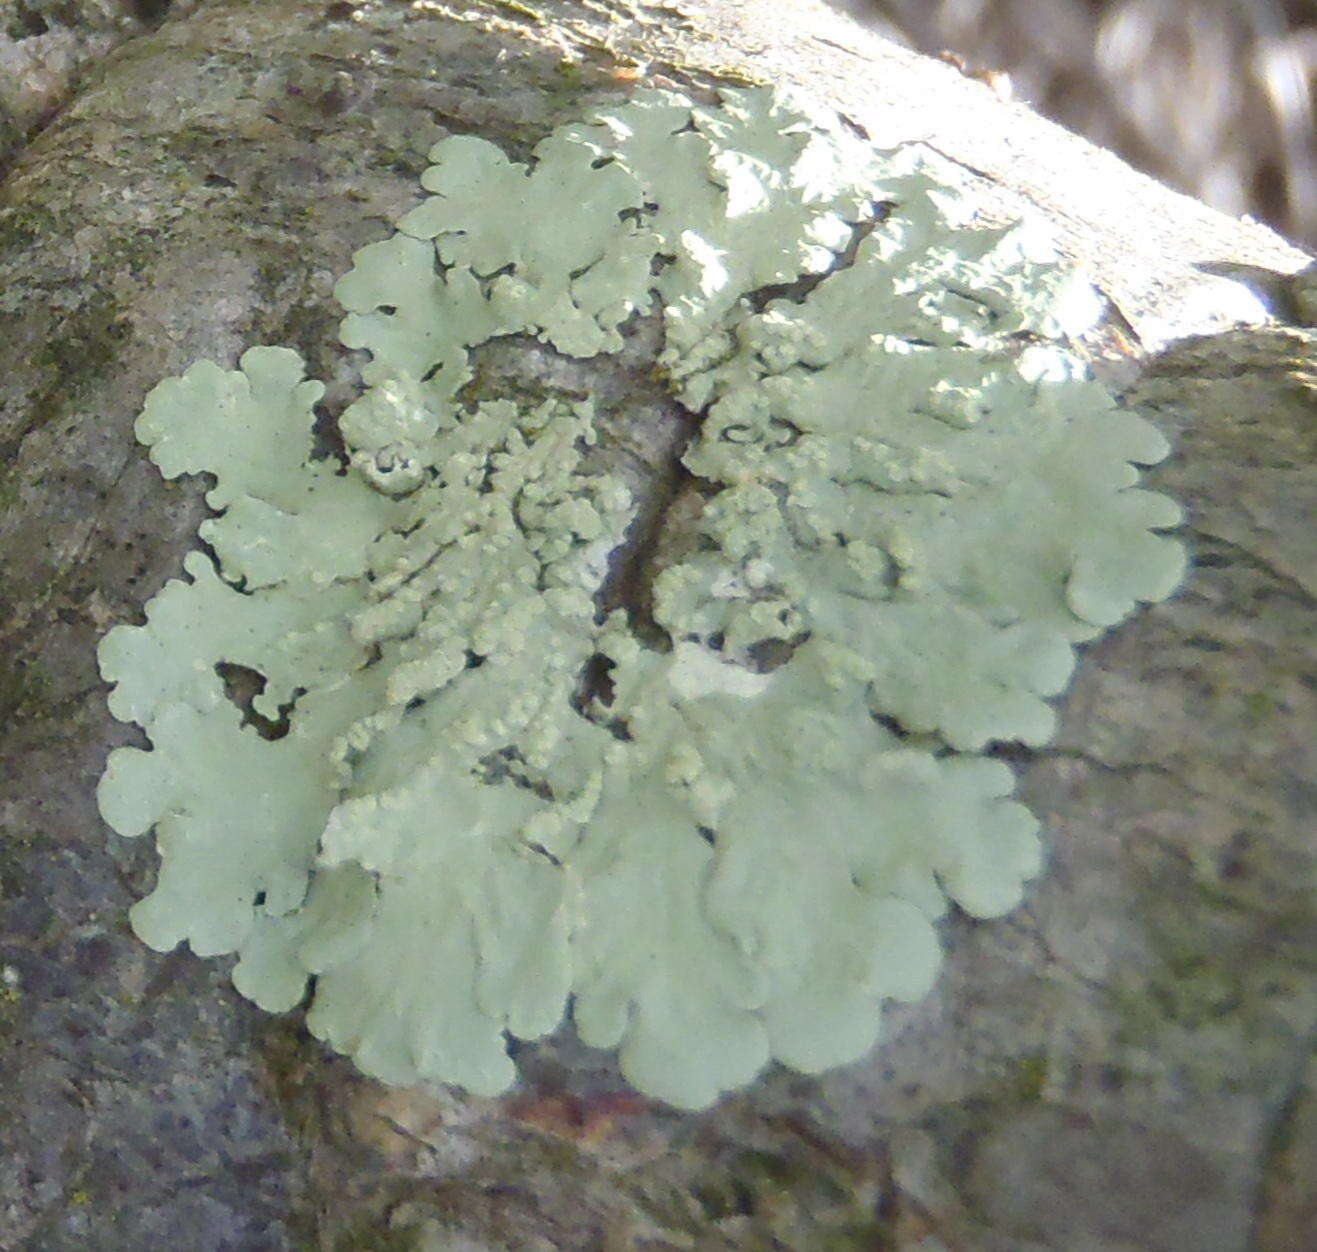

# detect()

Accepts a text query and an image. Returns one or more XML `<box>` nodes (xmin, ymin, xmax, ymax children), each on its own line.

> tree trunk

<box><xmin>0</xmin><ymin>1</ymin><xmax>1311</xmax><ymax>1248</ymax></box>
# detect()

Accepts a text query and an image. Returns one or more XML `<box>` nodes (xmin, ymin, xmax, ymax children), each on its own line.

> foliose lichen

<box><xmin>98</xmin><ymin>87</ymin><xmax>1185</xmax><ymax>1108</ymax></box>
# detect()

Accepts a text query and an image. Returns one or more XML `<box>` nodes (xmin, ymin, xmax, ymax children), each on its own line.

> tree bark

<box><xmin>0</xmin><ymin>1</ymin><xmax>1311</xmax><ymax>1248</ymax></box>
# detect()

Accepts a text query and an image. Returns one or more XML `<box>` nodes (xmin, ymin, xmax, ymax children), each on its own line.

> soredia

<box><xmin>97</xmin><ymin>87</ymin><xmax>1185</xmax><ymax>1109</ymax></box>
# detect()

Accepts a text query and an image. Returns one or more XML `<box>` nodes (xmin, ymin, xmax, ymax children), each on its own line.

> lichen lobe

<box><xmin>97</xmin><ymin>87</ymin><xmax>1184</xmax><ymax>1109</ymax></box>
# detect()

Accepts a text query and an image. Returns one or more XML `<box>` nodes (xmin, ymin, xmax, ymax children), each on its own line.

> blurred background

<box><xmin>831</xmin><ymin>0</ymin><xmax>1316</xmax><ymax>249</ymax></box>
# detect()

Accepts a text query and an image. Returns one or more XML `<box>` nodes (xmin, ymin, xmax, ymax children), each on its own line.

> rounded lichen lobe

<box><xmin>98</xmin><ymin>87</ymin><xmax>1184</xmax><ymax>1109</ymax></box>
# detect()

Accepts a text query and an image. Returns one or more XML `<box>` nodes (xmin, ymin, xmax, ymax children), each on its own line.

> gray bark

<box><xmin>0</xmin><ymin>1</ymin><xmax>1312</xmax><ymax>1248</ymax></box>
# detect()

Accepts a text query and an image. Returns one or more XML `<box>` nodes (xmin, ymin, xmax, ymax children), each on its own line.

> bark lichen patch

<box><xmin>97</xmin><ymin>86</ymin><xmax>1185</xmax><ymax>1108</ymax></box>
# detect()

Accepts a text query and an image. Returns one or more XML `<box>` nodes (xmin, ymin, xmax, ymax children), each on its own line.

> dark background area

<box><xmin>836</xmin><ymin>0</ymin><xmax>1316</xmax><ymax>249</ymax></box>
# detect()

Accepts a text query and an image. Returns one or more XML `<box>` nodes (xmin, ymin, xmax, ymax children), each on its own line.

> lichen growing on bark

<box><xmin>98</xmin><ymin>87</ymin><xmax>1184</xmax><ymax>1108</ymax></box>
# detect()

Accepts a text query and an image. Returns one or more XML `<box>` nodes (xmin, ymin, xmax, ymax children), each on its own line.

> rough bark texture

<box><xmin>0</xmin><ymin>1</ymin><xmax>1312</xmax><ymax>1248</ymax></box>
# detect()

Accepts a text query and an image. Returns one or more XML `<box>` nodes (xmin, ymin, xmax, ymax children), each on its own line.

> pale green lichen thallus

<box><xmin>97</xmin><ymin>88</ymin><xmax>1185</xmax><ymax>1108</ymax></box>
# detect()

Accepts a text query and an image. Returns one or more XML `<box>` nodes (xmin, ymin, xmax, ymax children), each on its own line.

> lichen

<box><xmin>98</xmin><ymin>87</ymin><xmax>1185</xmax><ymax>1109</ymax></box>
